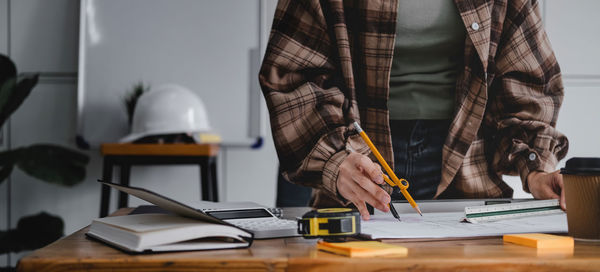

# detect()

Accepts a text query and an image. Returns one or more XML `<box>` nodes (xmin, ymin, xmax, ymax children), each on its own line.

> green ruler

<box><xmin>464</xmin><ymin>199</ymin><xmax>562</xmax><ymax>223</ymax></box>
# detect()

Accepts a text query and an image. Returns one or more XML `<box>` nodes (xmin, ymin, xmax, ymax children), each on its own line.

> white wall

<box><xmin>2</xmin><ymin>0</ymin><xmax>279</xmax><ymax>266</ymax></box>
<box><xmin>502</xmin><ymin>0</ymin><xmax>600</xmax><ymax>197</ymax></box>
<box><xmin>548</xmin><ymin>0</ymin><xmax>600</xmax><ymax>161</ymax></box>
<box><xmin>1</xmin><ymin>0</ymin><xmax>599</xmax><ymax>267</ymax></box>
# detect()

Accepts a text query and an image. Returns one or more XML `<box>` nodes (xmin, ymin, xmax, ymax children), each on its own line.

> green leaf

<box><xmin>0</xmin><ymin>78</ymin><xmax>17</xmax><ymax>121</ymax></box>
<box><xmin>0</xmin><ymin>146</ymin><xmax>18</xmax><ymax>185</ymax></box>
<box><xmin>14</xmin><ymin>144</ymin><xmax>89</xmax><ymax>187</ymax></box>
<box><xmin>0</xmin><ymin>74</ymin><xmax>38</xmax><ymax>127</ymax></box>
<box><xmin>0</xmin><ymin>165</ymin><xmax>13</xmax><ymax>184</ymax></box>
<box><xmin>0</xmin><ymin>54</ymin><xmax>17</xmax><ymax>84</ymax></box>
<box><xmin>0</xmin><ymin>212</ymin><xmax>63</xmax><ymax>254</ymax></box>
<box><xmin>0</xmin><ymin>148</ymin><xmax>19</xmax><ymax>164</ymax></box>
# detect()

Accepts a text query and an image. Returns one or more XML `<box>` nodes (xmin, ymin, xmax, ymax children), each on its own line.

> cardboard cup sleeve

<box><xmin>561</xmin><ymin>157</ymin><xmax>600</xmax><ymax>241</ymax></box>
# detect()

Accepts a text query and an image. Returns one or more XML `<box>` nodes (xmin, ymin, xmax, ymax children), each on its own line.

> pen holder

<box><xmin>560</xmin><ymin>157</ymin><xmax>600</xmax><ymax>241</ymax></box>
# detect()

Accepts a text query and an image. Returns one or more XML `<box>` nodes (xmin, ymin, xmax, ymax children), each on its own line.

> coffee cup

<box><xmin>560</xmin><ymin>157</ymin><xmax>600</xmax><ymax>241</ymax></box>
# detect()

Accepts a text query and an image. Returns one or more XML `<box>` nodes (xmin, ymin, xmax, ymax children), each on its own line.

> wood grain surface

<box><xmin>101</xmin><ymin>143</ymin><xmax>220</xmax><ymax>156</ymax></box>
<box><xmin>16</xmin><ymin>208</ymin><xmax>600</xmax><ymax>272</ymax></box>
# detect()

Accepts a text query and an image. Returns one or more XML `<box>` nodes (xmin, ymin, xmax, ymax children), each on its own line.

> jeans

<box><xmin>276</xmin><ymin>166</ymin><xmax>312</xmax><ymax>207</ymax></box>
<box><xmin>389</xmin><ymin>119</ymin><xmax>451</xmax><ymax>200</ymax></box>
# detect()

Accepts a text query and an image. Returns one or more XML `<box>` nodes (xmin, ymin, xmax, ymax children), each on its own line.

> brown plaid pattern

<box><xmin>259</xmin><ymin>0</ymin><xmax>568</xmax><ymax>207</ymax></box>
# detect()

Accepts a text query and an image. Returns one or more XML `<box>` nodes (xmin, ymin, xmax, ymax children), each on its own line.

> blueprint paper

<box><xmin>361</xmin><ymin>211</ymin><xmax>568</xmax><ymax>239</ymax></box>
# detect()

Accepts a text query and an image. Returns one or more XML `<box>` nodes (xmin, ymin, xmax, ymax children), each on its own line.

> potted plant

<box><xmin>0</xmin><ymin>54</ymin><xmax>89</xmax><ymax>271</ymax></box>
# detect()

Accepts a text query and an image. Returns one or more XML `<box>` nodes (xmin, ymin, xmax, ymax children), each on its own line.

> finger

<box><xmin>553</xmin><ymin>171</ymin><xmax>564</xmax><ymax>194</ymax></box>
<box><xmin>364</xmin><ymin>161</ymin><xmax>384</xmax><ymax>185</ymax></box>
<box><xmin>532</xmin><ymin>183</ymin><xmax>559</xmax><ymax>200</ymax></box>
<box><xmin>552</xmin><ymin>171</ymin><xmax>567</xmax><ymax>210</ymax></box>
<box><xmin>351</xmin><ymin>174</ymin><xmax>390</xmax><ymax>211</ymax></box>
<box><xmin>337</xmin><ymin>177</ymin><xmax>369</xmax><ymax>219</ymax></box>
<box><xmin>542</xmin><ymin>186</ymin><xmax>560</xmax><ymax>200</ymax></box>
<box><xmin>338</xmin><ymin>169</ymin><xmax>387</xmax><ymax>215</ymax></box>
<box><xmin>353</xmin><ymin>199</ymin><xmax>370</xmax><ymax>220</ymax></box>
<box><xmin>350</xmin><ymin>159</ymin><xmax>390</xmax><ymax>204</ymax></box>
<box><xmin>529</xmin><ymin>171</ymin><xmax>560</xmax><ymax>200</ymax></box>
<box><xmin>352</xmin><ymin>174</ymin><xmax>390</xmax><ymax>212</ymax></box>
<box><xmin>356</xmin><ymin>155</ymin><xmax>384</xmax><ymax>184</ymax></box>
<box><xmin>545</xmin><ymin>171</ymin><xmax>563</xmax><ymax>199</ymax></box>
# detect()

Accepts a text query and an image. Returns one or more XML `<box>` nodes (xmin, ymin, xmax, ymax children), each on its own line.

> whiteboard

<box><xmin>77</xmin><ymin>0</ymin><xmax>266</xmax><ymax>147</ymax></box>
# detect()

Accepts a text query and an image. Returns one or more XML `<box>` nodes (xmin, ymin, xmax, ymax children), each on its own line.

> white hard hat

<box><xmin>120</xmin><ymin>84</ymin><xmax>212</xmax><ymax>143</ymax></box>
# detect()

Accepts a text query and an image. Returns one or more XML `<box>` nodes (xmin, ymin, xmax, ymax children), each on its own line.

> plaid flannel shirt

<box><xmin>259</xmin><ymin>0</ymin><xmax>568</xmax><ymax>207</ymax></box>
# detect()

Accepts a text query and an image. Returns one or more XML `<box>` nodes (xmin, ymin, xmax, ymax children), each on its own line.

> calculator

<box><xmin>205</xmin><ymin>208</ymin><xmax>299</xmax><ymax>239</ymax></box>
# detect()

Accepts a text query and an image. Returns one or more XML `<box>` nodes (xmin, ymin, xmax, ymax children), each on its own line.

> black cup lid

<box><xmin>560</xmin><ymin>157</ymin><xmax>600</xmax><ymax>175</ymax></box>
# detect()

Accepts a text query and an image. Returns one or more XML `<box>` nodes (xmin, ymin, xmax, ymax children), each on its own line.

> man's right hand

<box><xmin>336</xmin><ymin>152</ymin><xmax>391</xmax><ymax>220</ymax></box>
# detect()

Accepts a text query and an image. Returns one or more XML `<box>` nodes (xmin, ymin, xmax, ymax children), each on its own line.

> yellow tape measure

<box><xmin>297</xmin><ymin>208</ymin><xmax>361</xmax><ymax>238</ymax></box>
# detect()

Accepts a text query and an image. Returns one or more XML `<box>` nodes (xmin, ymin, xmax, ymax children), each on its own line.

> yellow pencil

<box><xmin>353</xmin><ymin>122</ymin><xmax>422</xmax><ymax>216</ymax></box>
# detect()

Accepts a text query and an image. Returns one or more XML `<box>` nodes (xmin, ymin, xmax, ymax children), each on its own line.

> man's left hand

<box><xmin>527</xmin><ymin>170</ymin><xmax>566</xmax><ymax>211</ymax></box>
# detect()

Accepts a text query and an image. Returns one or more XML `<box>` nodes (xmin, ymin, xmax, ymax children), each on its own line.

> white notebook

<box><xmin>88</xmin><ymin>213</ymin><xmax>251</xmax><ymax>253</ymax></box>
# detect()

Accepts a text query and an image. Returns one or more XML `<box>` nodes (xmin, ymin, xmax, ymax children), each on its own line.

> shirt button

<box><xmin>471</xmin><ymin>22</ymin><xmax>480</xmax><ymax>31</ymax></box>
<box><xmin>528</xmin><ymin>153</ymin><xmax>537</xmax><ymax>161</ymax></box>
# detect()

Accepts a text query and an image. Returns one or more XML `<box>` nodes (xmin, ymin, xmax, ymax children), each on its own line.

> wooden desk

<box><xmin>99</xmin><ymin>143</ymin><xmax>220</xmax><ymax>217</ymax></box>
<box><xmin>17</xmin><ymin>208</ymin><xmax>600</xmax><ymax>272</ymax></box>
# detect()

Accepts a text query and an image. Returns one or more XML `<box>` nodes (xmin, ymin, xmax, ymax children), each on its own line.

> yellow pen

<box><xmin>353</xmin><ymin>122</ymin><xmax>423</xmax><ymax>216</ymax></box>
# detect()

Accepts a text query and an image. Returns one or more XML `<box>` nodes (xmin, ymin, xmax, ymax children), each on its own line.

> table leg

<box><xmin>100</xmin><ymin>157</ymin><xmax>114</xmax><ymax>217</ymax></box>
<box><xmin>118</xmin><ymin>164</ymin><xmax>131</xmax><ymax>209</ymax></box>
<box><xmin>200</xmin><ymin>158</ymin><xmax>210</xmax><ymax>201</ymax></box>
<box><xmin>209</xmin><ymin>156</ymin><xmax>218</xmax><ymax>202</ymax></box>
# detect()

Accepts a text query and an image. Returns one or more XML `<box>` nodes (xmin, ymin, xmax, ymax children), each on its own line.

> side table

<box><xmin>99</xmin><ymin>143</ymin><xmax>219</xmax><ymax>217</ymax></box>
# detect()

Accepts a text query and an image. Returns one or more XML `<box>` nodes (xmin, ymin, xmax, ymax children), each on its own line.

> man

<box><xmin>259</xmin><ymin>0</ymin><xmax>568</xmax><ymax>219</ymax></box>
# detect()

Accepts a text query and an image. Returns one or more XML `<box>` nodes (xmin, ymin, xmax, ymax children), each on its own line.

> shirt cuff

<box><xmin>516</xmin><ymin>149</ymin><xmax>559</xmax><ymax>193</ymax></box>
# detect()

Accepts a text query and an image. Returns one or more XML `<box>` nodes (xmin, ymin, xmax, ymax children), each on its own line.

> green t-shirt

<box><xmin>388</xmin><ymin>0</ymin><xmax>466</xmax><ymax>120</ymax></box>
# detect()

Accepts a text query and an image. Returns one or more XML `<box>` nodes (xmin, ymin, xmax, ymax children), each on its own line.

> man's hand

<box><xmin>527</xmin><ymin>170</ymin><xmax>566</xmax><ymax>211</ymax></box>
<box><xmin>336</xmin><ymin>153</ymin><xmax>390</xmax><ymax>220</ymax></box>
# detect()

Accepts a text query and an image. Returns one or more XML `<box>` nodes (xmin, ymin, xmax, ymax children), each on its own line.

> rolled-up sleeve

<box><xmin>259</xmin><ymin>0</ymin><xmax>369</xmax><ymax>203</ymax></box>
<box><xmin>489</xmin><ymin>0</ymin><xmax>568</xmax><ymax>192</ymax></box>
